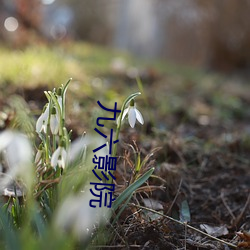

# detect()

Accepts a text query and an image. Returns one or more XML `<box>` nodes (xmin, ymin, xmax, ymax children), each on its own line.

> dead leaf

<box><xmin>142</xmin><ymin>198</ymin><xmax>164</xmax><ymax>221</ymax></box>
<box><xmin>200</xmin><ymin>224</ymin><xmax>229</xmax><ymax>237</ymax></box>
<box><xmin>237</xmin><ymin>231</ymin><xmax>250</xmax><ymax>248</ymax></box>
<box><xmin>143</xmin><ymin>198</ymin><xmax>163</xmax><ymax>211</ymax></box>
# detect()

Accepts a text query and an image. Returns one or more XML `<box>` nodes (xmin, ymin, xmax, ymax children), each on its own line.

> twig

<box><xmin>166</xmin><ymin>178</ymin><xmax>183</xmax><ymax>215</ymax></box>
<box><xmin>89</xmin><ymin>244</ymin><xmax>141</xmax><ymax>248</ymax></box>
<box><xmin>184</xmin><ymin>221</ymin><xmax>187</xmax><ymax>250</ymax></box>
<box><xmin>39</xmin><ymin>177</ymin><xmax>60</xmax><ymax>184</ymax></box>
<box><xmin>129</xmin><ymin>203</ymin><xmax>237</xmax><ymax>249</ymax></box>
<box><xmin>34</xmin><ymin>179</ymin><xmax>59</xmax><ymax>198</ymax></box>
<box><xmin>221</xmin><ymin>190</ymin><xmax>236</xmax><ymax>221</ymax></box>
<box><xmin>233</xmin><ymin>192</ymin><xmax>250</xmax><ymax>227</ymax></box>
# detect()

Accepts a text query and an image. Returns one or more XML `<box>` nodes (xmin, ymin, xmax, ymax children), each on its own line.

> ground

<box><xmin>0</xmin><ymin>42</ymin><xmax>249</xmax><ymax>249</ymax></box>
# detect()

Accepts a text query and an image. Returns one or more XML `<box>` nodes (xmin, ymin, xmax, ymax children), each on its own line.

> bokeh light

<box><xmin>4</xmin><ymin>17</ymin><xmax>19</xmax><ymax>32</ymax></box>
<box><xmin>41</xmin><ymin>0</ymin><xmax>55</xmax><ymax>5</ymax></box>
<box><xmin>50</xmin><ymin>24</ymin><xmax>67</xmax><ymax>40</ymax></box>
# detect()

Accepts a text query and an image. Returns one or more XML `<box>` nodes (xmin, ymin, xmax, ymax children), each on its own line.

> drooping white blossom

<box><xmin>0</xmin><ymin>130</ymin><xmax>33</xmax><ymax>190</ymax></box>
<box><xmin>36</xmin><ymin>103</ymin><xmax>50</xmax><ymax>133</ymax></box>
<box><xmin>50</xmin><ymin>106</ymin><xmax>59</xmax><ymax>135</ymax></box>
<box><xmin>122</xmin><ymin>99</ymin><xmax>144</xmax><ymax>128</ymax></box>
<box><xmin>55</xmin><ymin>189</ymin><xmax>110</xmax><ymax>240</ymax></box>
<box><xmin>51</xmin><ymin>145</ymin><xmax>67</xmax><ymax>169</ymax></box>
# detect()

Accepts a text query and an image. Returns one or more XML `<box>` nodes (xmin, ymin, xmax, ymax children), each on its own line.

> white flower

<box><xmin>0</xmin><ymin>130</ymin><xmax>33</xmax><ymax>190</ymax></box>
<box><xmin>51</xmin><ymin>145</ymin><xmax>67</xmax><ymax>169</ymax></box>
<box><xmin>36</xmin><ymin>104</ymin><xmax>49</xmax><ymax>133</ymax></box>
<box><xmin>54</xmin><ymin>189</ymin><xmax>110</xmax><ymax>241</ymax></box>
<box><xmin>50</xmin><ymin>106</ymin><xmax>59</xmax><ymax>135</ymax></box>
<box><xmin>122</xmin><ymin>100</ymin><xmax>144</xmax><ymax>128</ymax></box>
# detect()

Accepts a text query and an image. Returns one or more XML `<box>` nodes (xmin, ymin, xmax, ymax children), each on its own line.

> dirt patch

<box><xmin>2</xmin><ymin>74</ymin><xmax>250</xmax><ymax>249</ymax></box>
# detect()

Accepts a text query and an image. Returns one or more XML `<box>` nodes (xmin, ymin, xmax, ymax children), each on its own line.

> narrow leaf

<box><xmin>112</xmin><ymin>167</ymin><xmax>154</xmax><ymax>211</ymax></box>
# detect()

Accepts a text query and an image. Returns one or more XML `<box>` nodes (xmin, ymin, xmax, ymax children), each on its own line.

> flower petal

<box><xmin>135</xmin><ymin>109</ymin><xmax>144</xmax><ymax>125</ymax></box>
<box><xmin>0</xmin><ymin>131</ymin><xmax>33</xmax><ymax>190</ymax></box>
<box><xmin>128</xmin><ymin>107</ymin><xmax>136</xmax><ymax>128</ymax></box>
<box><xmin>55</xmin><ymin>189</ymin><xmax>110</xmax><ymax>240</ymax></box>
<box><xmin>35</xmin><ymin>150</ymin><xmax>42</xmax><ymax>164</ymax></box>
<box><xmin>50</xmin><ymin>114</ymin><xmax>59</xmax><ymax>135</ymax></box>
<box><xmin>61</xmin><ymin>148</ymin><xmax>67</xmax><ymax>161</ymax></box>
<box><xmin>0</xmin><ymin>130</ymin><xmax>13</xmax><ymax>151</ymax></box>
<box><xmin>121</xmin><ymin>108</ymin><xmax>129</xmax><ymax>121</ymax></box>
<box><xmin>36</xmin><ymin>104</ymin><xmax>50</xmax><ymax>134</ymax></box>
<box><xmin>51</xmin><ymin>147</ymin><xmax>61</xmax><ymax>168</ymax></box>
<box><xmin>36</xmin><ymin>113</ymin><xmax>45</xmax><ymax>133</ymax></box>
<box><xmin>60</xmin><ymin>148</ymin><xmax>67</xmax><ymax>169</ymax></box>
<box><xmin>44</xmin><ymin>104</ymin><xmax>50</xmax><ymax>118</ymax></box>
<box><xmin>58</xmin><ymin>158</ymin><xmax>65</xmax><ymax>169</ymax></box>
<box><xmin>6</xmin><ymin>134</ymin><xmax>32</xmax><ymax>169</ymax></box>
<box><xmin>41</xmin><ymin>122</ymin><xmax>48</xmax><ymax>133</ymax></box>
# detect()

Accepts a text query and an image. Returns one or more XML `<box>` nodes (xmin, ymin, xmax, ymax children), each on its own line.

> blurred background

<box><xmin>0</xmin><ymin>2</ymin><xmax>250</xmax><ymax>249</ymax></box>
<box><xmin>1</xmin><ymin>0</ymin><xmax>250</xmax><ymax>73</ymax></box>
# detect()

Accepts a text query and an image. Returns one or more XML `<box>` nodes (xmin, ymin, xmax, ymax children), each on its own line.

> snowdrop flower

<box><xmin>51</xmin><ymin>143</ymin><xmax>67</xmax><ymax>169</ymax></box>
<box><xmin>50</xmin><ymin>106</ymin><xmax>59</xmax><ymax>135</ymax></box>
<box><xmin>0</xmin><ymin>130</ymin><xmax>33</xmax><ymax>190</ymax></box>
<box><xmin>122</xmin><ymin>99</ymin><xmax>144</xmax><ymax>128</ymax></box>
<box><xmin>55</xmin><ymin>189</ymin><xmax>110</xmax><ymax>241</ymax></box>
<box><xmin>36</xmin><ymin>103</ymin><xmax>50</xmax><ymax>133</ymax></box>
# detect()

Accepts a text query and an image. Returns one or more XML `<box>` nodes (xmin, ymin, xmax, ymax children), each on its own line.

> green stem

<box><xmin>61</xmin><ymin>78</ymin><xmax>72</xmax><ymax>127</ymax></box>
<box><xmin>45</xmin><ymin>97</ymin><xmax>53</xmax><ymax>164</ymax></box>
<box><xmin>52</xmin><ymin>134</ymin><xmax>56</xmax><ymax>152</ymax></box>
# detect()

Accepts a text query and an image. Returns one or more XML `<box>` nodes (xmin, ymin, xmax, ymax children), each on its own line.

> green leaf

<box><xmin>179</xmin><ymin>199</ymin><xmax>191</xmax><ymax>222</ymax></box>
<box><xmin>0</xmin><ymin>208</ymin><xmax>21</xmax><ymax>250</ymax></box>
<box><xmin>112</xmin><ymin>167</ymin><xmax>154</xmax><ymax>211</ymax></box>
<box><xmin>33</xmin><ymin>212</ymin><xmax>46</xmax><ymax>237</ymax></box>
<box><xmin>112</xmin><ymin>192</ymin><xmax>133</xmax><ymax>225</ymax></box>
<box><xmin>62</xmin><ymin>78</ymin><xmax>72</xmax><ymax>98</ymax></box>
<box><xmin>135</xmin><ymin>152</ymin><xmax>141</xmax><ymax>173</ymax></box>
